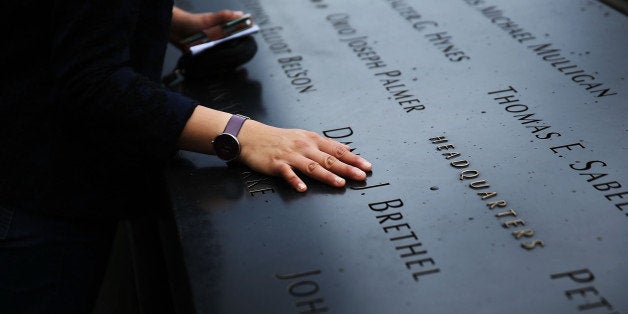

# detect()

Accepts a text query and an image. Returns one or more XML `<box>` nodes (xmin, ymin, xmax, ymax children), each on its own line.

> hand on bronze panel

<box><xmin>237</xmin><ymin>120</ymin><xmax>372</xmax><ymax>192</ymax></box>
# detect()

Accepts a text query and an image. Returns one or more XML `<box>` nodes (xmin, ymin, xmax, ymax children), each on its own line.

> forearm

<box><xmin>178</xmin><ymin>106</ymin><xmax>232</xmax><ymax>155</ymax></box>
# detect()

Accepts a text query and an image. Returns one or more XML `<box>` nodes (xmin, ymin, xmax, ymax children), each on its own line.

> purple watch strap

<box><xmin>223</xmin><ymin>114</ymin><xmax>249</xmax><ymax>136</ymax></box>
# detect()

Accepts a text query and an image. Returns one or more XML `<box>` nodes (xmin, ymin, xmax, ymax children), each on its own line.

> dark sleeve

<box><xmin>50</xmin><ymin>0</ymin><xmax>197</xmax><ymax>167</ymax></box>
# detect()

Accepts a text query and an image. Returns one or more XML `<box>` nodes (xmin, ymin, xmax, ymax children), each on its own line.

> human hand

<box><xmin>237</xmin><ymin>120</ymin><xmax>372</xmax><ymax>192</ymax></box>
<box><xmin>170</xmin><ymin>8</ymin><xmax>246</xmax><ymax>50</ymax></box>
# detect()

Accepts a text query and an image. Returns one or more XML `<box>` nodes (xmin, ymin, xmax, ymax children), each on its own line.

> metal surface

<box><xmin>165</xmin><ymin>0</ymin><xmax>628</xmax><ymax>313</ymax></box>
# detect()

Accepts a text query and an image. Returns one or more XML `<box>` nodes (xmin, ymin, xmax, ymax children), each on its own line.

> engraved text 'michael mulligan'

<box><xmin>463</xmin><ymin>0</ymin><xmax>617</xmax><ymax>98</ymax></box>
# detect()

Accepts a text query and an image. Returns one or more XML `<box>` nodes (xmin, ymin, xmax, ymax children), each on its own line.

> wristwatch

<box><xmin>212</xmin><ymin>114</ymin><xmax>250</xmax><ymax>162</ymax></box>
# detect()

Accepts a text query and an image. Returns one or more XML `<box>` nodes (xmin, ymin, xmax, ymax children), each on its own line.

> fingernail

<box><xmin>335</xmin><ymin>177</ymin><xmax>345</xmax><ymax>186</ymax></box>
<box><xmin>297</xmin><ymin>183</ymin><xmax>307</xmax><ymax>192</ymax></box>
<box><xmin>235</xmin><ymin>11</ymin><xmax>244</xmax><ymax>15</ymax></box>
<box><xmin>353</xmin><ymin>169</ymin><xmax>366</xmax><ymax>178</ymax></box>
<box><xmin>363</xmin><ymin>161</ymin><xmax>372</xmax><ymax>170</ymax></box>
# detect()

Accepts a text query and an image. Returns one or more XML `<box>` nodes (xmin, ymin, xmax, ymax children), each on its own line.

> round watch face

<box><xmin>213</xmin><ymin>133</ymin><xmax>241</xmax><ymax>161</ymax></box>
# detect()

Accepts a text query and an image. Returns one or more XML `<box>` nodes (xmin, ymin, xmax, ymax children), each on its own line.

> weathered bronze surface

<box><xmin>164</xmin><ymin>0</ymin><xmax>627</xmax><ymax>313</ymax></box>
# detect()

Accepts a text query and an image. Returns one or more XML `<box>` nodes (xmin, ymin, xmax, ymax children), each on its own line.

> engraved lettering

<box><xmin>487</xmin><ymin>86</ymin><xmax>561</xmax><ymax>140</ymax></box>
<box><xmin>502</xmin><ymin>219</ymin><xmax>525</xmax><ymax>228</ymax></box>
<box><xmin>322</xmin><ymin>127</ymin><xmax>353</xmax><ymax>139</ymax></box>
<box><xmin>469</xmin><ymin>180</ymin><xmax>490</xmax><ymax>189</ymax></box>
<box><xmin>465</xmin><ymin>3</ymin><xmax>617</xmax><ymax>98</ymax></box>
<box><xmin>412</xmin><ymin>269</ymin><xmax>441</xmax><ymax>281</ymax></box>
<box><xmin>351</xmin><ymin>182</ymin><xmax>391</xmax><ymax>190</ymax></box>
<box><xmin>512</xmin><ymin>229</ymin><xmax>534</xmax><ymax>239</ymax></box>
<box><xmin>383</xmin><ymin>223</ymin><xmax>411</xmax><ymax>233</ymax></box>
<box><xmin>550</xmin><ymin>269</ymin><xmax>595</xmax><ymax>283</ymax></box>
<box><xmin>260</xmin><ymin>26</ymin><xmax>292</xmax><ymax>54</ymax></box>
<box><xmin>488</xmin><ymin>86</ymin><xmax>518</xmax><ymax>95</ymax></box>
<box><xmin>605</xmin><ymin>191</ymin><xmax>628</xmax><ymax>201</ymax></box>
<box><xmin>550</xmin><ymin>269</ymin><xmax>615</xmax><ymax>311</ymax></box>
<box><xmin>377</xmin><ymin>212</ymin><xmax>404</xmax><ymax>224</ymax></box>
<box><xmin>276</xmin><ymin>269</ymin><xmax>329</xmax><ymax>313</ymax></box>
<box><xmin>442</xmin><ymin>152</ymin><xmax>461</xmax><ymax>159</ymax></box>
<box><xmin>395</xmin><ymin>242</ymin><xmax>425</xmax><ymax>258</ymax></box>
<box><xmin>424</xmin><ymin>31</ymin><xmax>471</xmax><ymax>62</ymax></box>
<box><xmin>592</xmin><ymin>181</ymin><xmax>621</xmax><ymax>191</ymax></box>
<box><xmin>276</xmin><ymin>269</ymin><xmax>322</xmax><ymax>280</ymax></box>
<box><xmin>429</xmin><ymin>136</ymin><xmax>448</xmax><ymax>144</ymax></box>
<box><xmin>477</xmin><ymin>191</ymin><xmax>497</xmax><ymax>200</ymax></box>
<box><xmin>430</xmin><ymin>135</ymin><xmax>541</xmax><ymax>250</ymax></box>
<box><xmin>459</xmin><ymin>170</ymin><xmax>479</xmax><ymax>180</ymax></box>
<box><xmin>436</xmin><ymin>144</ymin><xmax>455</xmax><ymax>151</ymax></box>
<box><xmin>405</xmin><ymin>258</ymin><xmax>436</xmax><ymax>269</ymax></box>
<box><xmin>521</xmin><ymin>239</ymin><xmax>545</xmax><ymax>250</ymax></box>
<box><xmin>450</xmin><ymin>159</ymin><xmax>470</xmax><ymax>168</ymax></box>
<box><xmin>289</xmin><ymin>281</ymin><xmax>319</xmax><ymax>297</ymax></box>
<box><xmin>495</xmin><ymin>209</ymin><xmax>517</xmax><ymax>217</ymax></box>
<box><xmin>487</xmin><ymin>200</ymin><xmax>507</xmax><ymax>209</ymax></box>
<box><xmin>296</xmin><ymin>299</ymin><xmax>328</xmax><ymax>314</ymax></box>
<box><xmin>278</xmin><ymin>56</ymin><xmax>316</xmax><ymax>93</ymax></box>
<box><xmin>390</xmin><ymin>232</ymin><xmax>419</xmax><ymax>242</ymax></box>
<box><xmin>550</xmin><ymin>143</ymin><xmax>586</xmax><ymax>154</ymax></box>
<box><xmin>365</xmin><ymin>191</ymin><xmax>439</xmax><ymax>282</ymax></box>
<box><xmin>384</xmin><ymin>0</ymin><xmax>468</xmax><ymax>62</ymax></box>
<box><xmin>369</xmin><ymin>199</ymin><xmax>404</xmax><ymax>212</ymax></box>
<box><xmin>568</xmin><ymin>160</ymin><xmax>627</xmax><ymax>216</ymax></box>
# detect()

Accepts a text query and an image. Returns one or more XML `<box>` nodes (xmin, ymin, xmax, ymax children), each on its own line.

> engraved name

<box><xmin>326</xmin><ymin>13</ymin><xmax>426</xmax><ymax>113</ymax></box>
<box><xmin>325</xmin><ymin>126</ymin><xmax>440</xmax><ymax>282</ymax></box>
<box><xmin>246</xmin><ymin>3</ymin><xmax>317</xmax><ymax>94</ymax></box>
<box><xmin>276</xmin><ymin>269</ymin><xmax>329</xmax><ymax>313</ymax></box>
<box><xmin>277</xmin><ymin>55</ymin><xmax>317</xmax><ymax>93</ymax></box>
<box><xmin>569</xmin><ymin>161</ymin><xmax>628</xmax><ymax>218</ymax></box>
<box><xmin>464</xmin><ymin>0</ymin><xmax>617</xmax><ymax>98</ymax></box>
<box><xmin>257</xmin><ymin>25</ymin><xmax>317</xmax><ymax>93</ymax></box>
<box><xmin>550</xmin><ymin>268</ymin><xmax>618</xmax><ymax>313</ymax></box>
<box><xmin>382</xmin><ymin>0</ymin><xmax>471</xmax><ymax>62</ymax></box>
<box><xmin>487</xmin><ymin>86</ymin><xmax>561</xmax><ymax>140</ymax></box>
<box><xmin>322</xmin><ymin>126</ymin><xmax>361</xmax><ymax>155</ymax></box>
<box><xmin>364</xmin><ymin>197</ymin><xmax>441</xmax><ymax>281</ymax></box>
<box><xmin>259</xmin><ymin>26</ymin><xmax>293</xmax><ymax>55</ymax></box>
<box><xmin>488</xmin><ymin>86</ymin><xmax>627</xmax><ymax>218</ymax></box>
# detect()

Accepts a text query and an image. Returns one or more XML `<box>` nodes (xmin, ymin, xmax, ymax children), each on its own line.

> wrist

<box><xmin>212</xmin><ymin>114</ymin><xmax>250</xmax><ymax>162</ymax></box>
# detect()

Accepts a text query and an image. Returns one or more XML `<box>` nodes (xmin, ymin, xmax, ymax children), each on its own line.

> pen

<box><xmin>179</xmin><ymin>14</ymin><xmax>253</xmax><ymax>50</ymax></box>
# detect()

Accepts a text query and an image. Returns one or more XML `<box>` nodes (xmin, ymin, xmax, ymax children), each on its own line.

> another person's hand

<box><xmin>237</xmin><ymin>120</ymin><xmax>372</xmax><ymax>192</ymax></box>
<box><xmin>170</xmin><ymin>7</ymin><xmax>245</xmax><ymax>50</ymax></box>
